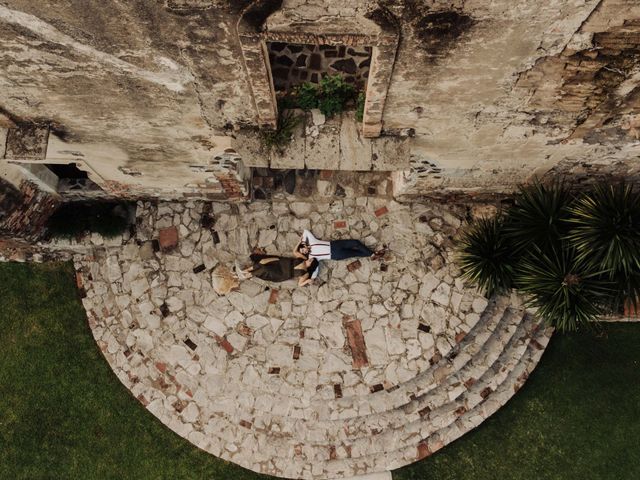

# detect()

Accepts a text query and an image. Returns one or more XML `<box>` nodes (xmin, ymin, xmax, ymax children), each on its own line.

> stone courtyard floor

<box><xmin>74</xmin><ymin>197</ymin><xmax>552</xmax><ymax>479</ymax></box>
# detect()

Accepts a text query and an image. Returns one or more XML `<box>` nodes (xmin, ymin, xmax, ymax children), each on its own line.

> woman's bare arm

<box><xmin>259</xmin><ymin>257</ymin><xmax>279</xmax><ymax>265</ymax></box>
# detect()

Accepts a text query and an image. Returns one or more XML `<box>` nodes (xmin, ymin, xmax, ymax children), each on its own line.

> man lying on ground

<box><xmin>293</xmin><ymin>230</ymin><xmax>385</xmax><ymax>271</ymax></box>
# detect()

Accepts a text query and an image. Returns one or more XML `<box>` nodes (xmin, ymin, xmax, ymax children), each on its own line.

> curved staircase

<box><xmin>76</xmin><ymin>199</ymin><xmax>553</xmax><ymax>479</ymax></box>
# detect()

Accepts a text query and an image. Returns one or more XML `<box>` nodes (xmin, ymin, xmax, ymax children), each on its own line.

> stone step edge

<box><xmin>238</xmin><ymin>308</ymin><xmax>534</xmax><ymax>446</ymax></box>
<box><xmin>316</xmin><ymin>326</ymin><xmax>553</xmax><ymax>477</ymax></box>
<box><xmin>184</xmin><ymin>313</ymin><xmax>541</xmax><ymax>466</ymax></box>
<box><xmin>220</xmin><ymin>327</ymin><xmax>552</xmax><ymax>480</ymax></box>
<box><xmin>220</xmin><ymin>298</ymin><xmax>520</xmax><ymax>425</ymax></box>
<box><xmin>313</xmin><ymin>295</ymin><xmax>512</xmax><ymax>413</ymax></box>
<box><xmin>220</xmin><ymin>296</ymin><xmax>516</xmax><ymax>421</ymax></box>
<box><xmin>249</xmin><ymin>313</ymin><xmax>541</xmax><ymax>456</ymax></box>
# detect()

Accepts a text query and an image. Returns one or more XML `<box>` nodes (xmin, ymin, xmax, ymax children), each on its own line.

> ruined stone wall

<box><xmin>389</xmin><ymin>0</ymin><xmax>640</xmax><ymax>195</ymax></box>
<box><xmin>0</xmin><ymin>0</ymin><xmax>638</xmax><ymax>199</ymax></box>
<box><xmin>0</xmin><ymin>178</ymin><xmax>60</xmax><ymax>240</ymax></box>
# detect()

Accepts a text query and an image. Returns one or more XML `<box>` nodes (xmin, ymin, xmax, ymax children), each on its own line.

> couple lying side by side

<box><xmin>239</xmin><ymin>230</ymin><xmax>384</xmax><ymax>287</ymax></box>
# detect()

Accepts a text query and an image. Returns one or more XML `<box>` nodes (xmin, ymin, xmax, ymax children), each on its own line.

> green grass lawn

<box><xmin>394</xmin><ymin>322</ymin><xmax>640</xmax><ymax>480</ymax></box>
<box><xmin>0</xmin><ymin>262</ymin><xmax>267</xmax><ymax>480</ymax></box>
<box><xmin>1</xmin><ymin>262</ymin><xmax>639</xmax><ymax>480</ymax></box>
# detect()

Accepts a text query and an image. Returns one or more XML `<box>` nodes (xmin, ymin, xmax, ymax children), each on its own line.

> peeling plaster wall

<box><xmin>0</xmin><ymin>0</ymin><xmax>639</xmax><ymax>199</ymax></box>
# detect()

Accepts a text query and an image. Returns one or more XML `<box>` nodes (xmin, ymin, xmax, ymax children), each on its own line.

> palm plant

<box><xmin>516</xmin><ymin>244</ymin><xmax>613</xmax><ymax>331</ymax></box>
<box><xmin>503</xmin><ymin>181</ymin><xmax>573</xmax><ymax>254</ymax></box>
<box><xmin>457</xmin><ymin>215</ymin><xmax>516</xmax><ymax>297</ymax></box>
<box><xmin>566</xmin><ymin>183</ymin><xmax>640</xmax><ymax>312</ymax></box>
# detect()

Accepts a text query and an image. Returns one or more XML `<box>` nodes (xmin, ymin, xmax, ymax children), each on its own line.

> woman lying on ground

<box><xmin>239</xmin><ymin>253</ymin><xmax>319</xmax><ymax>287</ymax></box>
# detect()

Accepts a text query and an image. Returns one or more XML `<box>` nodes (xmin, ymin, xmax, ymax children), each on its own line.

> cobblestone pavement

<box><xmin>74</xmin><ymin>198</ymin><xmax>553</xmax><ymax>479</ymax></box>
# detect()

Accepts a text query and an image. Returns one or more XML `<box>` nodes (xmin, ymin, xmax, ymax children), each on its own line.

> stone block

<box><xmin>232</xmin><ymin>130</ymin><xmax>268</xmax><ymax>168</ymax></box>
<box><xmin>269</xmin><ymin>111</ymin><xmax>306</xmax><ymax>169</ymax></box>
<box><xmin>374</xmin><ymin>206</ymin><xmax>388</xmax><ymax>217</ymax></box>
<box><xmin>371</xmin><ymin>136</ymin><xmax>411</xmax><ymax>171</ymax></box>
<box><xmin>347</xmin><ymin>260</ymin><xmax>361</xmax><ymax>272</ymax></box>
<box><xmin>339</xmin><ymin>112</ymin><xmax>372</xmax><ymax>170</ymax></box>
<box><xmin>158</xmin><ymin>226</ymin><xmax>179</xmax><ymax>252</ymax></box>
<box><xmin>344</xmin><ymin>318</ymin><xmax>369</xmax><ymax>368</ymax></box>
<box><xmin>268</xmin><ymin>288</ymin><xmax>279</xmax><ymax>304</ymax></box>
<box><xmin>304</xmin><ymin>113</ymin><xmax>340</xmax><ymax>170</ymax></box>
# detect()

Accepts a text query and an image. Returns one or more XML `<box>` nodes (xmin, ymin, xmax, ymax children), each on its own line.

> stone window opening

<box><xmin>237</xmin><ymin>2</ymin><xmax>400</xmax><ymax>138</ymax></box>
<box><xmin>268</xmin><ymin>41</ymin><xmax>372</xmax><ymax>93</ymax></box>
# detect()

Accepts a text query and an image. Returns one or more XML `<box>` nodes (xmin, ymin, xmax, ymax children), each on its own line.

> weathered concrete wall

<box><xmin>0</xmin><ymin>0</ymin><xmax>638</xmax><ymax>199</ymax></box>
<box><xmin>390</xmin><ymin>0</ymin><xmax>640</xmax><ymax>194</ymax></box>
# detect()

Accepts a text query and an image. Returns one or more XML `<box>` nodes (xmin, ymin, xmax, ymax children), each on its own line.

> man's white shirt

<box><xmin>301</xmin><ymin>229</ymin><xmax>330</xmax><ymax>278</ymax></box>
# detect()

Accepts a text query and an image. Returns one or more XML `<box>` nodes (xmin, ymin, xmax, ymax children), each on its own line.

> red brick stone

<box><xmin>343</xmin><ymin>318</ymin><xmax>369</xmax><ymax>368</ymax></box>
<box><xmin>158</xmin><ymin>226</ymin><xmax>179</xmax><ymax>251</ymax></box>
<box><xmin>329</xmin><ymin>445</ymin><xmax>337</xmax><ymax>460</ymax></box>
<box><xmin>268</xmin><ymin>288</ymin><xmax>279</xmax><ymax>304</ymax></box>
<box><xmin>155</xmin><ymin>362</ymin><xmax>167</xmax><ymax>373</ymax></box>
<box><xmin>239</xmin><ymin>419</ymin><xmax>252</xmax><ymax>429</ymax></box>
<box><xmin>464</xmin><ymin>378</ymin><xmax>477</xmax><ymax>389</ymax></box>
<box><xmin>320</xmin><ymin>170</ymin><xmax>334</xmax><ymax>180</ymax></box>
<box><xmin>334</xmin><ymin>384</ymin><xmax>343</xmax><ymax>399</ymax></box>
<box><xmin>417</xmin><ymin>441</ymin><xmax>432</xmax><ymax>460</ymax></box>
<box><xmin>75</xmin><ymin>271</ymin><xmax>83</xmax><ymax>289</ymax></box>
<box><xmin>454</xmin><ymin>405</ymin><xmax>467</xmax><ymax>416</ymax></box>
<box><xmin>334</xmin><ymin>220</ymin><xmax>347</xmax><ymax>229</ymax></box>
<box><xmin>455</xmin><ymin>331</ymin><xmax>466</xmax><ymax>343</ymax></box>
<box><xmin>480</xmin><ymin>387</ymin><xmax>492</xmax><ymax>398</ymax></box>
<box><xmin>214</xmin><ymin>334</ymin><xmax>234</xmax><ymax>354</ymax></box>
<box><xmin>137</xmin><ymin>394</ymin><xmax>149</xmax><ymax>406</ymax></box>
<box><xmin>374</xmin><ymin>206</ymin><xmax>389</xmax><ymax>217</ymax></box>
<box><xmin>236</xmin><ymin>324</ymin><xmax>253</xmax><ymax>337</ymax></box>
<box><xmin>347</xmin><ymin>260</ymin><xmax>361</xmax><ymax>272</ymax></box>
<box><xmin>172</xmin><ymin>400</ymin><xmax>187</xmax><ymax>413</ymax></box>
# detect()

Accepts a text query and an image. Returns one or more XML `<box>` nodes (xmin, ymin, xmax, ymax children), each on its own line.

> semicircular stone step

<box><xmin>304</xmin><ymin>324</ymin><xmax>553</xmax><ymax>478</ymax></box>
<box><xmin>210</xmin><ymin>305</ymin><xmax>534</xmax><ymax>450</ymax></box>
<box><xmin>209</xmin><ymin>295</ymin><xmax>517</xmax><ymax>424</ymax></box>
<box><xmin>76</xmin><ymin>199</ymin><xmax>554</xmax><ymax>480</ymax></box>
<box><xmin>194</xmin><ymin>321</ymin><xmax>552</xmax><ymax>479</ymax></box>
<box><xmin>223</xmin><ymin>311</ymin><xmax>542</xmax><ymax>462</ymax></box>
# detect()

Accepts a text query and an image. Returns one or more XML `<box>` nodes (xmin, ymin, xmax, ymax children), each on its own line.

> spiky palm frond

<box><xmin>504</xmin><ymin>181</ymin><xmax>573</xmax><ymax>254</ymax></box>
<box><xmin>515</xmin><ymin>245</ymin><xmax>613</xmax><ymax>331</ymax></box>
<box><xmin>457</xmin><ymin>215</ymin><xmax>516</xmax><ymax>297</ymax></box>
<box><xmin>566</xmin><ymin>183</ymin><xmax>640</xmax><ymax>277</ymax></box>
